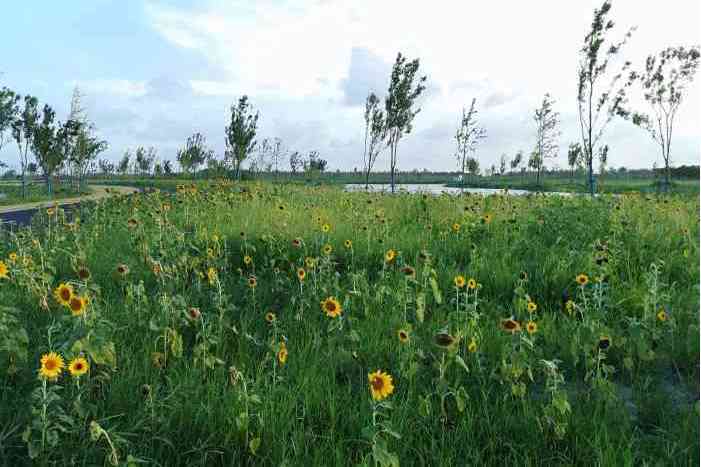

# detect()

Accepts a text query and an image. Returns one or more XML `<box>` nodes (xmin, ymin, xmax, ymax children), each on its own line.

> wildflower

<box><xmin>0</xmin><ymin>261</ymin><xmax>8</xmax><ymax>279</ymax></box>
<box><xmin>77</xmin><ymin>267</ymin><xmax>91</xmax><ymax>281</ymax></box>
<box><xmin>467</xmin><ymin>338</ymin><xmax>478</xmax><ymax>353</ymax></box>
<box><xmin>151</xmin><ymin>262</ymin><xmax>162</xmax><ymax>276</ymax></box>
<box><xmin>323</xmin><ymin>244</ymin><xmax>333</xmax><ymax>256</ymax></box>
<box><xmin>397</xmin><ymin>329</ymin><xmax>410</xmax><ymax>343</ymax></box>
<box><xmin>467</xmin><ymin>278</ymin><xmax>477</xmax><ymax>290</ymax></box>
<box><xmin>368</xmin><ymin>370</ymin><xmax>395</xmax><ymax>401</ymax></box>
<box><xmin>39</xmin><ymin>352</ymin><xmax>64</xmax><ymax>381</ymax></box>
<box><xmin>344</xmin><ymin>239</ymin><xmax>353</xmax><ymax>249</ymax></box>
<box><xmin>247</xmin><ymin>275</ymin><xmax>257</xmax><ymax>288</ymax></box>
<box><xmin>401</xmin><ymin>265</ymin><xmax>416</xmax><ymax>279</ymax></box>
<box><xmin>8</xmin><ymin>252</ymin><xmax>18</xmax><ymax>263</ymax></box>
<box><xmin>54</xmin><ymin>283</ymin><xmax>74</xmax><ymax>306</ymax></box>
<box><xmin>320</xmin><ymin>297</ymin><xmax>343</xmax><ymax>318</ymax></box>
<box><xmin>277</xmin><ymin>342</ymin><xmax>288</xmax><ymax>366</ymax></box>
<box><xmin>68</xmin><ymin>357</ymin><xmax>89</xmax><ymax>378</ymax></box>
<box><xmin>291</xmin><ymin>238</ymin><xmax>302</xmax><ymax>248</ymax></box>
<box><xmin>305</xmin><ymin>257</ymin><xmax>316</xmax><ymax>269</ymax></box>
<box><xmin>116</xmin><ymin>263</ymin><xmax>129</xmax><ymax>276</ymax></box>
<box><xmin>321</xmin><ymin>223</ymin><xmax>331</xmax><ymax>233</ymax></box>
<box><xmin>454</xmin><ymin>275</ymin><xmax>466</xmax><ymax>289</ymax></box>
<box><xmin>69</xmin><ymin>295</ymin><xmax>88</xmax><ymax>316</ymax></box>
<box><xmin>151</xmin><ymin>352</ymin><xmax>166</xmax><ymax>369</ymax></box>
<box><xmin>452</xmin><ymin>223</ymin><xmax>461</xmax><ymax>233</ymax></box>
<box><xmin>296</xmin><ymin>267</ymin><xmax>306</xmax><ymax>281</ymax></box>
<box><xmin>265</xmin><ymin>312</ymin><xmax>276</xmax><ymax>323</ymax></box>
<box><xmin>243</xmin><ymin>255</ymin><xmax>253</xmax><ymax>266</ymax></box>
<box><xmin>384</xmin><ymin>249</ymin><xmax>396</xmax><ymax>263</ymax></box>
<box><xmin>501</xmin><ymin>318</ymin><xmax>522</xmax><ymax>334</ymax></box>
<box><xmin>598</xmin><ymin>336</ymin><xmax>611</xmax><ymax>350</ymax></box>
<box><xmin>207</xmin><ymin>267</ymin><xmax>217</xmax><ymax>285</ymax></box>
<box><xmin>526</xmin><ymin>321</ymin><xmax>538</xmax><ymax>335</ymax></box>
<box><xmin>127</xmin><ymin>218</ymin><xmax>138</xmax><ymax>228</ymax></box>
<box><xmin>47</xmin><ymin>207</ymin><xmax>55</xmax><ymax>216</ymax></box>
<box><xmin>481</xmin><ymin>213</ymin><xmax>493</xmax><ymax>224</ymax></box>
<box><xmin>434</xmin><ymin>332</ymin><xmax>456</xmax><ymax>348</ymax></box>
<box><xmin>657</xmin><ymin>309</ymin><xmax>668</xmax><ymax>322</ymax></box>
<box><xmin>576</xmin><ymin>274</ymin><xmax>589</xmax><ymax>286</ymax></box>
<box><xmin>527</xmin><ymin>301</ymin><xmax>537</xmax><ymax>313</ymax></box>
<box><xmin>188</xmin><ymin>307</ymin><xmax>201</xmax><ymax>320</ymax></box>
<box><xmin>519</xmin><ymin>271</ymin><xmax>528</xmax><ymax>281</ymax></box>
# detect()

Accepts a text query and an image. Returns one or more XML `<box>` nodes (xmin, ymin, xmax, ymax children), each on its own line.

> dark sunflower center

<box><xmin>371</xmin><ymin>377</ymin><xmax>384</xmax><ymax>391</ymax></box>
<box><xmin>60</xmin><ymin>289</ymin><xmax>71</xmax><ymax>300</ymax></box>
<box><xmin>326</xmin><ymin>302</ymin><xmax>337</xmax><ymax>312</ymax></box>
<box><xmin>45</xmin><ymin>360</ymin><xmax>57</xmax><ymax>370</ymax></box>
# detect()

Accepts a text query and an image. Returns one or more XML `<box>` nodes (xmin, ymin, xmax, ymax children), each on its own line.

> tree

<box><xmin>384</xmin><ymin>53</ymin><xmax>427</xmax><ymax>192</ymax></box>
<box><xmin>532</xmin><ymin>93</ymin><xmax>560</xmax><ymax>185</ymax></box>
<box><xmin>177</xmin><ymin>133</ymin><xmax>211</xmax><ymax>176</ymax></box>
<box><xmin>31</xmin><ymin>104</ymin><xmax>64</xmax><ymax>196</ymax></box>
<box><xmin>454</xmin><ymin>98</ymin><xmax>486</xmax><ymax>191</ymax></box>
<box><xmin>271</xmin><ymin>137</ymin><xmax>284</xmax><ymax>179</ymax></box>
<box><xmin>225</xmin><ymin>96</ymin><xmax>258</xmax><ymax>180</ymax></box>
<box><xmin>567</xmin><ymin>142</ymin><xmax>583</xmax><ymax>180</ymax></box>
<box><xmin>11</xmin><ymin>95</ymin><xmax>39</xmax><ymax>199</ymax></box>
<box><xmin>577</xmin><ymin>1</ymin><xmax>635</xmax><ymax>195</ymax></box>
<box><xmin>71</xmin><ymin>123</ymin><xmax>107</xmax><ymax>193</ymax></box>
<box><xmin>289</xmin><ymin>151</ymin><xmax>303</xmax><ymax>174</ymax></box>
<box><xmin>362</xmin><ymin>92</ymin><xmax>386</xmax><ymax>189</ymax></box>
<box><xmin>305</xmin><ymin>151</ymin><xmax>327</xmax><ymax>174</ymax></box>
<box><xmin>153</xmin><ymin>161</ymin><xmax>163</xmax><ymax>177</ymax></box>
<box><xmin>0</xmin><ymin>87</ymin><xmax>20</xmax><ymax>157</ymax></box>
<box><xmin>630</xmin><ymin>46</ymin><xmax>700</xmax><ymax>190</ymax></box>
<box><xmin>98</xmin><ymin>158</ymin><xmax>114</xmax><ymax>177</ymax></box>
<box><xmin>510</xmin><ymin>151</ymin><xmax>522</xmax><ymax>174</ymax></box>
<box><xmin>27</xmin><ymin>162</ymin><xmax>38</xmax><ymax>176</ymax></box>
<box><xmin>466</xmin><ymin>157</ymin><xmax>480</xmax><ymax>182</ymax></box>
<box><xmin>118</xmin><ymin>151</ymin><xmax>131</xmax><ymax>176</ymax></box>
<box><xmin>163</xmin><ymin>159</ymin><xmax>173</xmax><ymax>176</ymax></box>
<box><xmin>499</xmin><ymin>154</ymin><xmax>508</xmax><ymax>176</ymax></box>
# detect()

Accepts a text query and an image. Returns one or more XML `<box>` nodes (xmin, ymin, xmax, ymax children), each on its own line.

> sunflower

<box><xmin>598</xmin><ymin>336</ymin><xmax>611</xmax><ymax>350</ymax></box>
<box><xmin>320</xmin><ymin>297</ymin><xmax>342</xmax><ymax>318</ymax></box>
<box><xmin>657</xmin><ymin>310</ymin><xmax>668</xmax><ymax>322</ymax></box>
<box><xmin>247</xmin><ymin>276</ymin><xmax>257</xmax><ymax>288</ymax></box>
<box><xmin>207</xmin><ymin>267</ymin><xmax>218</xmax><ymax>285</ymax></box>
<box><xmin>116</xmin><ymin>263</ymin><xmax>130</xmax><ymax>276</ymax></box>
<box><xmin>526</xmin><ymin>321</ymin><xmax>538</xmax><ymax>335</ymax></box>
<box><xmin>452</xmin><ymin>223</ymin><xmax>461</xmax><ymax>233</ymax></box>
<box><xmin>151</xmin><ymin>352</ymin><xmax>166</xmax><ymax>369</ymax></box>
<box><xmin>467</xmin><ymin>278</ymin><xmax>477</xmax><ymax>290</ymax></box>
<box><xmin>576</xmin><ymin>274</ymin><xmax>589</xmax><ymax>286</ymax></box>
<box><xmin>384</xmin><ymin>249</ymin><xmax>396</xmax><ymax>263</ymax></box>
<box><xmin>68</xmin><ymin>357</ymin><xmax>89</xmax><ymax>378</ymax></box>
<box><xmin>295</xmin><ymin>267</ymin><xmax>306</xmax><ymax>282</ymax></box>
<box><xmin>454</xmin><ymin>275</ymin><xmax>466</xmax><ymax>288</ymax></box>
<box><xmin>0</xmin><ymin>261</ymin><xmax>9</xmax><ymax>279</ymax></box>
<box><xmin>321</xmin><ymin>223</ymin><xmax>331</xmax><ymax>233</ymax></box>
<box><xmin>46</xmin><ymin>207</ymin><xmax>55</xmax><ymax>216</ymax></box>
<box><xmin>127</xmin><ymin>218</ymin><xmax>138</xmax><ymax>228</ymax></box>
<box><xmin>397</xmin><ymin>329</ymin><xmax>410</xmax><ymax>343</ymax></box>
<box><xmin>519</xmin><ymin>271</ymin><xmax>528</xmax><ymax>281</ymax></box>
<box><xmin>77</xmin><ymin>267</ymin><xmax>91</xmax><ymax>281</ymax></box>
<box><xmin>265</xmin><ymin>312</ymin><xmax>276</xmax><ymax>323</ymax></box>
<box><xmin>188</xmin><ymin>307</ymin><xmax>201</xmax><ymax>320</ymax></box>
<box><xmin>481</xmin><ymin>213</ymin><xmax>493</xmax><ymax>224</ymax></box>
<box><xmin>277</xmin><ymin>343</ymin><xmax>288</xmax><ymax>366</ymax></box>
<box><xmin>527</xmin><ymin>301</ymin><xmax>537</xmax><ymax>313</ymax></box>
<box><xmin>467</xmin><ymin>338</ymin><xmax>478</xmax><ymax>353</ymax></box>
<box><xmin>434</xmin><ymin>332</ymin><xmax>456</xmax><ymax>348</ymax></box>
<box><xmin>401</xmin><ymin>266</ymin><xmax>416</xmax><ymax>279</ymax></box>
<box><xmin>305</xmin><ymin>257</ymin><xmax>316</xmax><ymax>269</ymax></box>
<box><xmin>344</xmin><ymin>239</ymin><xmax>353</xmax><ymax>249</ymax></box>
<box><xmin>39</xmin><ymin>352</ymin><xmax>65</xmax><ymax>381</ymax></box>
<box><xmin>69</xmin><ymin>295</ymin><xmax>88</xmax><ymax>316</ymax></box>
<box><xmin>291</xmin><ymin>238</ymin><xmax>302</xmax><ymax>248</ymax></box>
<box><xmin>8</xmin><ymin>252</ymin><xmax>17</xmax><ymax>263</ymax></box>
<box><xmin>53</xmin><ymin>283</ymin><xmax>74</xmax><ymax>306</ymax></box>
<box><xmin>243</xmin><ymin>255</ymin><xmax>253</xmax><ymax>266</ymax></box>
<box><xmin>501</xmin><ymin>318</ymin><xmax>522</xmax><ymax>333</ymax></box>
<box><xmin>322</xmin><ymin>244</ymin><xmax>333</xmax><ymax>256</ymax></box>
<box><xmin>368</xmin><ymin>370</ymin><xmax>395</xmax><ymax>401</ymax></box>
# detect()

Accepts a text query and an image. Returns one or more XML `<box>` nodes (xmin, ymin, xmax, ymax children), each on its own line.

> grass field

<box><xmin>0</xmin><ymin>181</ymin><xmax>698</xmax><ymax>466</ymax></box>
<box><xmin>0</xmin><ymin>182</ymin><xmax>91</xmax><ymax>207</ymax></box>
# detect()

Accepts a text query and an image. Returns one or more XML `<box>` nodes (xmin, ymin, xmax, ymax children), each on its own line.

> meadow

<box><xmin>0</xmin><ymin>181</ymin><xmax>699</xmax><ymax>466</ymax></box>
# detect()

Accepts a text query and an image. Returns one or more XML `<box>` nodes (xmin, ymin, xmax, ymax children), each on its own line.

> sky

<box><xmin>1</xmin><ymin>0</ymin><xmax>699</xmax><ymax>173</ymax></box>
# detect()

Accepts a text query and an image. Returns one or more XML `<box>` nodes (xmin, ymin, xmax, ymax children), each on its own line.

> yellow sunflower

<box><xmin>526</xmin><ymin>321</ymin><xmax>538</xmax><ymax>335</ymax></box>
<box><xmin>576</xmin><ymin>274</ymin><xmax>589</xmax><ymax>286</ymax></box>
<box><xmin>368</xmin><ymin>370</ymin><xmax>395</xmax><ymax>401</ymax></box>
<box><xmin>305</xmin><ymin>257</ymin><xmax>316</xmax><ymax>269</ymax></box>
<box><xmin>68</xmin><ymin>357</ymin><xmax>89</xmax><ymax>377</ymax></box>
<box><xmin>344</xmin><ymin>239</ymin><xmax>353</xmax><ymax>249</ymax></box>
<box><xmin>53</xmin><ymin>283</ymin><xmax>74</xmax><ymax>306</ymax></box>
<box><xmin>247</xmin><ymin>275</ymin><xmax>257</xmax><ymax>288</ymax></box>
<box><xmin>384</xmin><ymin>249</ymin><xmax>396</xmax><ymax>263</ymax></box>
<box><xmin>277</xmin><ymin>342</ymin><xmax>288</xmax><ymax>366</ymax></box>
<box><xmin>0</xmin><ymin>261</ymin><xmax>8</xmax><ymax>279</ymax></box>
<box><xmin>322</xmin><ymin>244</ymin><xmax>333</xmax><ymax>256</ymax></box>
<box><xmin>527</xmin><ymin>301</ymin><xmax>537</xmax><ymax>313</ymax></box>
<box><xmin>207</xmin><ymin>267</ymin><xmax>218</xmax><ymax>285</ymax></box>
<box><xmin>397</xmin><ymin>329</ymin><xmax>410</xmax><ymax>343</ymax></box>
<box><xmin>657</xmin><ymin>310</ymin><xmax>668</xmax><ymax>322</ymax></box>
<box><xmin>68</xmin><ymin>295</ymin><xmax>88</xmax><ymax>316</ymax></box>
<box><xmin>454</xmin><ymin>275</ymin><xmax>466</xmax><ymax>288</ymax></box>
<box><xmin>501</xmin><ymin>318</ymin><xmax>522</xmax><ymax>334</ymax></box>
<box><xmin>39</xmin><ymin>352</ymin><xmax>65</xmax><ymax>381</ymax></box>
<box><xmin>243</xmin><ymin>255</ymin><xmax>253</xmax><ymax>266</ymax></box>
<box><xmin>467</xmin><ymin>278</ymin><xmax>477</xmax><ymax>290</ymax></box>
<box><xmin>296</xmin><ymin>267</ymin><xmax>306</xmax><ymax>281</ymax></box>
<box><xmin>265</xmin><ymin>312</ymin><xmax>276</xmax><ymax>323</ymax></box>
<box><xmin>467</xmin><ymin>338</ymin><xmax>478</xmax><ymax>353</ymax></box>
<box><xmin>452</xmin><ymin>223</ymin><xmax>461</xmax><ymax>233</ymax></box>
<box><xmin>321</xmin><ymin>223</ymin><xmax>331</xmax><ymax>233</ymax></box>
<box><xmin>320</xmin><ymin>297</ymin><xmax>343</xmax><ymax>318</ymax></box>
<box><xmin>8</xmin><ymin>252</ymin><xmax>18</xmax><ymax>263</ymax></box>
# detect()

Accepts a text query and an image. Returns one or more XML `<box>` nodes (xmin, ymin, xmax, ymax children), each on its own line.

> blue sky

<box><xmin>1</xmin><ymin>0</ymin><xmax>699</xmax><ymax>172</ymax></box>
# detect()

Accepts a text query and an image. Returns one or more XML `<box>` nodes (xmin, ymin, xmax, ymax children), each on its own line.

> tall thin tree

<box><xmin>362</xmin><ymin>92</ymin><xmax>385</xmax><ymax>189</ymax></box>
<box><xmin>225</xmin><ymin>96</ymin><xmax>258</xmax><ymax>180</ymax></box>
<box><xmin>454</xmin><ymin>98</ymin><xmax>486</xmax><ymax>191</ymax></box>
<box><xmin>532</xmin><ymin>93</ymin><xmax>560</xmax><ymax>185</ymax></box>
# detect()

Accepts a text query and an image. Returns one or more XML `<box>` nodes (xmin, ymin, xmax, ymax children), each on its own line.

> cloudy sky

<box><xmin>1</xmin><ymin>0</ymin><xmax>699</xmax><ymax>172</ymax></box>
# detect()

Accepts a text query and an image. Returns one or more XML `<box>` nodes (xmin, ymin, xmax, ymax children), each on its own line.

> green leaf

<box><xmin>454</xmin><ymin>355</ymin><xmax>469</xmax><ymax>374</ymax></box>
<box><xmin>249</xmin><ymin>437</ymin><xmax>261</xmax><ymax>455</ymax></box>
<box><xmin>429</xmin><ymin>277</ymin><xmax>442</xmax><ymax>304</ymax></box>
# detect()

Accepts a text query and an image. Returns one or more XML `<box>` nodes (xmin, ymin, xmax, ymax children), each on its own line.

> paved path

<box><xmin>0</xmin><ymin>185</ymin><xmax>138</xmax><ymax>227</ymax></box>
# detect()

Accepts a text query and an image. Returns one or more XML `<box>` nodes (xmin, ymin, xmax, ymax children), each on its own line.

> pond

<box><xmin>344</xmin><ymin>184</ymin><xmax>569</xmax><ymax>196</ymax></box>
